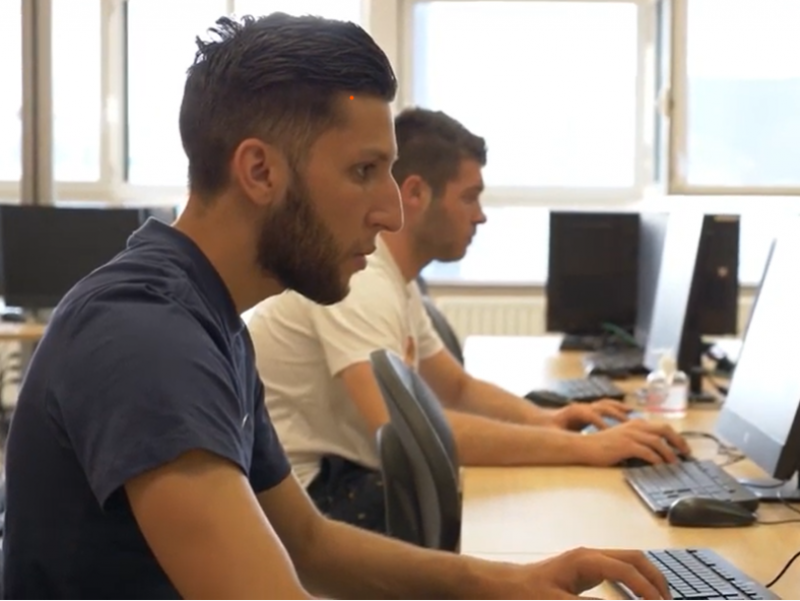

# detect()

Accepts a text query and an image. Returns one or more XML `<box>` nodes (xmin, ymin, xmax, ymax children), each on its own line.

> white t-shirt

<box><xmin>247</xmin><ymin>237</ymin><xmax>444</xmax><ymax>487</ymax></box>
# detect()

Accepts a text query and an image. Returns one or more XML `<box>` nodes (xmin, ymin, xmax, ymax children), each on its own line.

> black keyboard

<box><xmin>616</xmin><ymin>548</ymin><xmax>779</xmax><ymax>599</ymax></box>
<box><xmin>548</xmin><ymin>376</ymin><xmax>626</xmax><ymax>402</ymax></box>
<box><xmin>583</xmin><ymin>348</ymin><xmax>648</xmax><ymax>378</ymax></box>
<box><xmin>624</xmin><ymin>460</ymin><xmax>760</xmax><ymax>515</ymax></box>
<box><xmin>561</xmin><ymin>333</ymin><xmax>617</xmax><ymax>351</ymax></box>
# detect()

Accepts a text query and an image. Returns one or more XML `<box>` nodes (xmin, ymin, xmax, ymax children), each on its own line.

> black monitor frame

<box><xmin>546</xmin><ymin>210</ymin><xmax>640</xmax><ymax>336</ymax></box>
<box><xmin>0</xmin><ymin>205</ymin><xmax>146</xmax><ymax>310</ymax></box>
<box><xmin>642</xmin><ymin>213</ymin><xmax>740</xmax><ymax>387</ymax></box>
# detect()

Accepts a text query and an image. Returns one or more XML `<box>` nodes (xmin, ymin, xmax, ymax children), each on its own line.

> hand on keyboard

<box><xmin>577</xmin><ymin>420</ymin><xmax>691</xmax><ymax>467</ymax></box>
<box><xmin>552</xmin><ymin>399</ymin><xmax>634</xmax><ymax>431</ymax></box>
<box><xmin>506</xmin><ymin>547</ymin><xmax>671</xmax><ymax>600</ymax></box>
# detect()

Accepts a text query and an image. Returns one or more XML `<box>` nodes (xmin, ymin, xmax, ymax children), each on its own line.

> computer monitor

<box><xmin>0</xmin><ymin>205</ymin><xmax>146</xmax><ymax>310</ymax></box>
<box><xmin>546</xmin><ymin>211</ymin><xmax>640</xmax><ymax>335</ymax></box>
<box><xmin>634</xmin><ymin>211</ymin><xmax>669</xmax><ymax>347</ymax></box>
<box><xmin>642</xmin><ymin>211</ymin><xmax>740</xmax><ymax>375</ymax></box>
<box><xmin>715</xmin><ymin>221</ymin><xmax>800</xmax><ymax>502</ymax></box>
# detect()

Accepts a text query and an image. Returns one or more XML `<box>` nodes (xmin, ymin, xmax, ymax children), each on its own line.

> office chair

<box><xmin>370</xmin><ymin>349</ymin><xmax>461</xmax><ymax>552</ymax></box>
<box><xmin>415</xmin><ymin>276</ymin><xmax>464</xmax><ymax>364</ymax></box>
<box><xmin>376</xmin><ymin>422</ymin><xmax>424</xmax><ymax>546</ymax></box>
<box><xmin>420</xmin><ymin>296</ymin><xmax>465</xmax><ymax>365</ymax></box>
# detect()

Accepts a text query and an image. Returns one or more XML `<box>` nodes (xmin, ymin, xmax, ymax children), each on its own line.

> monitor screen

<box><xmin>0</xmin><ymin>205</ymin><xmax>145</xmax><ymax>310</ymax></box>
<box><xmin>716</xmin><ymin>221</ymin><xmax>800</xmax><ymax>481</ymax></box>
<box><xmin>640</xmin><ymin>212</ymin><xmax>740</xmax><ymax>370</ymax></box>
<box><xmin>634</xmin><ymin>212</ymin><xmax>669</xmax><ymax>347</ymax></box>
<box><xmin>546</xmin><ymin>211</ymin><xmax>639</xmax><ymax>335</ymax></box>
<box><xmin>642</xmin><ymin>210</ymin><xmax>705</xmax><ymax>370</ymax></box>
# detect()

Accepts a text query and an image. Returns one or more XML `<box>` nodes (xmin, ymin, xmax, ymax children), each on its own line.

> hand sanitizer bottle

<box><xmin>661</xmin><ymin>352</ymin><xmax>689</xmax><ymax>418</ymax></box>
<box><xmin>644</xmin><ymin>351</ymin><xmax>688</xmax><ymax>418</ymax></box>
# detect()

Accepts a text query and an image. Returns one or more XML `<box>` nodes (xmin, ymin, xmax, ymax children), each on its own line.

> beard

<box><xmin>255</xmin><ymin>175</ymin><xmax>348</xmax><ymax>305</ymax></box>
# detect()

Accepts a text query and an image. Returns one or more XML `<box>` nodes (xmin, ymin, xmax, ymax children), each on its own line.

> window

<box><xmin>53</xmin><ymin>0</ymin><xmax>103</xmax><ymax>182</ymax></box>
<box><xmin>126</xmin><ymin>0</ymin><xmax>227</xmax><ymax>187</ymax></box>
<box><xmin>0</xmin><ymin>0</ymin><xmax>22</xmax><ymax>183</ymax></box>
<box><xmin>423</xmin><ymin>206</ymin><xmax>548</xmax><ymax>284</ymax></box>
<box><xmin>233</xmin><ymin>0</ymin><xmax>362</xmax><ymax>22</ymax></box>
<box><xmin>408</xmin><ymin>0</ymin><xmax>641</xmax><ymax>194</ymax></box>
<box><xmin>125</xmin><ymin>0</ymin><xmax>364</xmax><ymax>188</ymax></box>
<box><xmin>672</xmin><ymin>0</ymin><xmax>800</xmax><ymax>192</ymax></box>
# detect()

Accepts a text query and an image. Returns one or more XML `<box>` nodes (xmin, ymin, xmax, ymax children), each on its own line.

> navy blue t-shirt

<box><xmin>2</xmin><ymin>219</ymin><xmax>291</xmax><ymax>599</ymax></box>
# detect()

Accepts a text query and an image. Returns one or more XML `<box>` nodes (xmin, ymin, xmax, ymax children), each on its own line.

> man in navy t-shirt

<box><xmin>2</xmin><ymin>12</ymin><xmax>669</xmax><ymax>601</ymax></box>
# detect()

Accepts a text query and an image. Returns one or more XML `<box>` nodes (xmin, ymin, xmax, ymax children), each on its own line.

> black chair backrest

<box><xmin>419</xmin><ymin>294</ymin><xmax>465</xmax><ymax>366</ymax></box>
<box><xmin>370</xmin><ymin>349</ymin><xmax>461</xmax><ymax>551</ymax></box>
<box><xmin>376</xmin><ymin>422</ymin><xmax>424</xmax><ymax>546</ymax></box>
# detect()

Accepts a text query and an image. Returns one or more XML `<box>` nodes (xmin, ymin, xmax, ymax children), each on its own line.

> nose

<box><xmin>368</xmin><ymin>177</ymin><xmax>404</xmax><ymax>233</ymax></box>
<box><xmin>474</xmin><ymin>203</ymin><xmax>487</xmax><ymax>226</ymax></box>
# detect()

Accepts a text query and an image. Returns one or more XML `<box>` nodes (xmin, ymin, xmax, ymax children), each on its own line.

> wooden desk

<box><xmin>0</xmin><ymin>322</ymin><xmax>46</xmax><ymax>342</ymax></box>
<box><xmin>460</xmin><ymin>336</ymin><xmax>800</xmax><ymax>599</ymax></box>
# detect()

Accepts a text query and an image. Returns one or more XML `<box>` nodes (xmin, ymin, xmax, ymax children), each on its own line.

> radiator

<box><xmin>434</xmin><ymin>294</ymin><xmax>754</xmax><ymax>341</ymax></box>
<box><xmin>432</xmin><ymin>296</ymin><xmax>547</xmax><ymax>340</ymax></box>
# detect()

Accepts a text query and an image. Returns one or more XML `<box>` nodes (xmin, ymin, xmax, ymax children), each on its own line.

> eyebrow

<box><xmin>359</xmin><ymin>148</ymin><xmax>396</xmax><ymax>163</ymax></box>
<box><xmin>464</xmin><ymin>184</ymin><xmax>484</xmax><ymax>194</ymax></box>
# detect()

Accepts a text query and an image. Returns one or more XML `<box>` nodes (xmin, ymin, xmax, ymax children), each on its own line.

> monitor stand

<box><xmin>687</xmin><ymin>367</ymin><xmax>720</xmax><ymax>407</ymax></box>
<box><xmin>738</xmin><ymin>473</ymin><xmax>800</xmax><ymax>503</ymax></box>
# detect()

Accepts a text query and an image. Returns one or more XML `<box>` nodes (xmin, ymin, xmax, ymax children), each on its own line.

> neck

<box><xmin>174</xmin><ymin>198</ymin><xmax>285</xmax><ymax>314</ymax></box>
<box><xmin>379</xmin><ymin>230</ymin><xmax>431</xmax><ymax>283</ymax></box>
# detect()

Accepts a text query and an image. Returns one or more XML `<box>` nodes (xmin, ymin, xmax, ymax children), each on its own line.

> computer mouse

<box><xmin>524</xmin><ymin>389</ymin><xmax>570</xmax><ymax>408</ymax></box>
<box><xmin>667</xmin><ymin>496</ymin><xmax>757</xmax><ymax>528</ymax></box>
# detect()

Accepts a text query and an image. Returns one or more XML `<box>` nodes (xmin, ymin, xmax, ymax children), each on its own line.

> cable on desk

<box><xmin>679</xmin><ymin>430</ymin><xmax>744</xmax><ymax>465</ymax></box>
<box><xmin>757</xmin><ymin>517</ymin><xmax>800</xmax><ymax>525</ymax></box>
<box><xmin>753</xmin><ymin>487</ymin><xmax>800</xmax><ymax>526</ymax></box>
<box><xmin>600</xmin><ymin>321</ymin><xmax>638</xmax><ymax>347</ymax></box>
<box><xmin>766</xmin><ymin>549</ymin><xmax>800</xmax><ymax>588</ymax></box>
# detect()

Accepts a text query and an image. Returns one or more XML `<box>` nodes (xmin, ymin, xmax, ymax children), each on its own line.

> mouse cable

<box><xmin>766</xmin><ymin>549</ymin><xmax>800</xmax><ymax>588</ymax></box>
<box><xmin>678</xmin><ymin>430</ymin><xmax>744</xmax><ymax>464</ymax></box>
<box><xmin>756</xmin><ymin>489</ymin><xmax>800</xmax><ymax>525</ymax></box>
<box><xmin>757</xmin><ymin>517</ymin><xmax>800</xmax><ymax>525</ymax></box>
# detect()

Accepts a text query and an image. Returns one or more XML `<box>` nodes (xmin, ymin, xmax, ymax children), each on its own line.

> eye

<box><xmin>354</xmin><ymin>163</ymin><xmax>377</xmax><ymax>181</ymax></box>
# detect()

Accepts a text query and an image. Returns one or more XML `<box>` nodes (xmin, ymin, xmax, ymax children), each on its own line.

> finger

<box><xmin>656</xmin><ymin>425</ymin><xmax>691</xmax><ymax>454</ymax></box>
<box><xmin>598</xmin><ymin>403</ymin><xmax>631</xmax><ymax>422</ymax></box>
<box><xmin>586</xmin><ymin>555</ymin><xmax>669</xmax><ymax>600</ymax></box>
<box><xmin>628</xmin><ymin>442</ymin><xmax>666</xmax><ymax>466</ymax></box>
<box><xmin>583</xmin><ymin>411</ymin><xmax>610</xmax><ymax>431</ymax></box>
<box><xmin>634</xmin><ymin>432</ymin><xmax>679</xmax><ymax>463</ymax></box>
<box><xmin>598</xmin><ymin>550</ymin><xmax>671</xmax><ymax>600</ymax></box>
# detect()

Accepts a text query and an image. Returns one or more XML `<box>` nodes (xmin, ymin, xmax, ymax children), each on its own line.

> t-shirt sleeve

<box><xmin>54</xmin><ymin>292</ymin><xmax>288</xmax><ymax>508</ymax></box>
<box><xmin>249</xmin><ymin>377</ymin><xmax>291</xmax><ymax>494</ymax></box>
<box><xmin>309</xmin><ymin>271</ymin><xmax>407</xmax><ymax>377</ymax></box>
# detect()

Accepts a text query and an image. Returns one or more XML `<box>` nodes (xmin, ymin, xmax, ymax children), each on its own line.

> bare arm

<box><xmin>339</xmin><ymin>361</ymin><xmax>586</xmax><ymax>466</ymax></box>
<box><xmin>420</xmin><ymin>349</ymin><xmax>554</xmax><ymax>426</ymax></box>
<box><xmin>125</xmin><ymin>450</ymin><xmax>312</xmax><ymax>600</ymax></box>
<box><xmin>257</xmin><ymin>476</ymin><xmax>670</xmax><ymax>600</ymax></box>
<box><xmin>420</xmin><ymin>350</ymin><xmax>632</xmax><ymax>432</ymax></box>
<box><xmin>256</xmin><ymin>473</ymin><xmax>485</xmax><ymax>598</ymax></box>
<box><xmin>339</xmin><ymin>361</ymin><xmax>688</xmax><ymax>467</ymax></box>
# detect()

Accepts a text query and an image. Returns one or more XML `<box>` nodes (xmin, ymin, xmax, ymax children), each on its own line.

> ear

<box><xmin>398</xmin><ymin>174</ymin><xmax>432</xmax><ymax>211</ymax></box>
<box><xmin>229</xmin><ymin>138</ymin><xmax>290</xmax><ymax>207</ymax></box>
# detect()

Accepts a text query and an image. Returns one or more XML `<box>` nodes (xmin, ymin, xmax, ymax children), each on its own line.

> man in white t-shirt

<box><xmin>247</xmin><ymin>108</ymin><xmax>689</xmax><ymax>533</ymax></box>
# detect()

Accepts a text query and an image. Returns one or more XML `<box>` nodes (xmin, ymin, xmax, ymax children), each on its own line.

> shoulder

<box><xmin>54</xmin><ymin>261</ymin><xmax>218</xmax><ymax>382</ymax></box>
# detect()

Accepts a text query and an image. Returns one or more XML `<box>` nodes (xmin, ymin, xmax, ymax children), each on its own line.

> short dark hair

<box><xmin>392</xmin><ymin>108</ymin><xmax>487</xmax><ymax>198</ymax></box>
<box><xmin>179</xmin><ymin>13</ymin><xmax>397</xmax><ymax>197</ymax></box>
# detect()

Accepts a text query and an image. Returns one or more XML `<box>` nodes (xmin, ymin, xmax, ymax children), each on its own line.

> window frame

<box><xmin>399</xmin><ymin>0</ymin><xmax>655</xmax><ymax>208</ymax></box>
<box><xmin>666</xmin><ymin>0</ymin><xmax>800</xmax><ymax>196</ymax></box>
<box><xmin>114</xmin><ymin>0</ymin><xmax>387</xmax><ymax>204</ymax></box>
